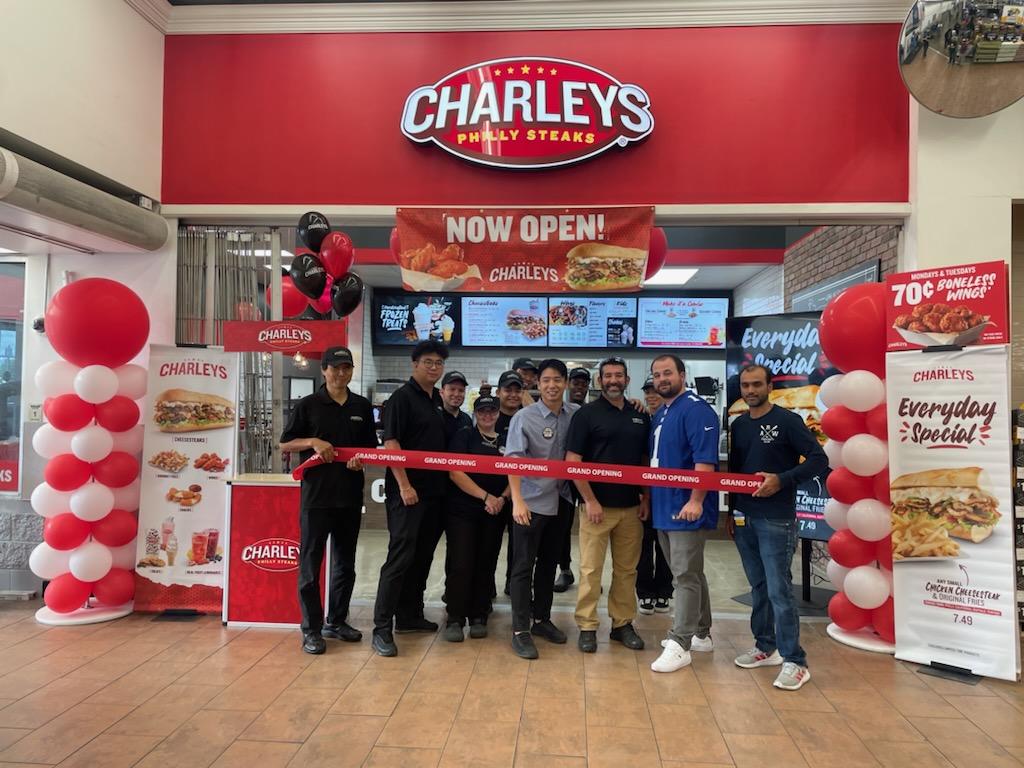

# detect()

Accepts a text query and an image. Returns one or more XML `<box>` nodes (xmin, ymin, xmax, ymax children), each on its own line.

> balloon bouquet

<box><xmin>30</xmin><ymin>279</ymin><xmax>150</xmax><ymax>624</ymax></box>
<box><xmin>817</xmin><ymin>283</ymin><xmax>896</xmax><ymax>649</ymax></box>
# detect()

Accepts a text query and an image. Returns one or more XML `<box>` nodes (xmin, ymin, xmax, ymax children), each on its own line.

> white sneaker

<box><xmin>773</xmin><ymin>662</ymin><xmax>811</xmax><ymax>691</ymax></box>
<box><xmin>651</xmin><ymin>639</ymin><xmax>691</xmax><ymax>673</ymax></box>
<box><xmin>734</xmin><ymin>647</ymin><xmax>783</xmax><ymax>669</ymax></box>
<box><xmin>690</xmin><ymin>634</ymin><xmax>714</xmax><ymax>653</ymax></box>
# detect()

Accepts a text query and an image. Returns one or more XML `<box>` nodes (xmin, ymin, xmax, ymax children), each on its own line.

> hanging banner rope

<box><xmin>292</xmin><ymin>447</ymin><xmax>763</xmax><ymax>494</ymax></box>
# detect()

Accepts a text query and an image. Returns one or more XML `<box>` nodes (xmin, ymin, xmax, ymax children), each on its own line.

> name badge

<box><xmin>542</xmin><ymin>427</ymin><xmax>554</xmax><ymax>439</ymax></box>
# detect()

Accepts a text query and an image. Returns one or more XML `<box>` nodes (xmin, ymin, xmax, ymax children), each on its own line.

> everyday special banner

<box><xmin>395</xmin><ymin>206</ymin><xmax>653</xmax><ymax>293</ymax></box>
<box><xmin>725</xmin><ymin>313</ymin><xmax>835</xmax><ymax>541</ymax></box>
<box><xmin>134</xmin><ymin>346</ymin><xmax>239</xmax><ymax>613</ymax></box>
<box><xmin>887</xmin><ymin>345</ymin><xmax>1018</xmax><ymax>680</ymax></box>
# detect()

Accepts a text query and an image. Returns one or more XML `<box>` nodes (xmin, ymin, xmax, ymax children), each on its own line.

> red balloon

<box><xmin>875</xmin><ymin>535</ymin><xmax>894</xmax><ymax>570</ymax></box>
<box><xmin>828</xmin><ymin>529</ymin><xmax>877</xmax><ymax>568</ymax></box>
<box><xmin>92</xmin><ymin>567</ymin><xmax>135</xmax><ymax>606</ymax></box>
<box><xmin>820</xmin><ymin>406</ymin><xmax>867</xmax><ymax>442</ymax></box>
<box><xmin>319</xmin><ymin>231</ymin><xmax>355</xmax><ymax>279</ymax></box>
<box><xmin>390</xmin><ymin>227</ymin><xmax>401</xmax><ymax>260</ymax></box>
<box><xmin>45</xmin><ymin>278</ymin><xmax>149</xmax><ymax>368</ymax></box>
<box><xmin>829</xmin><ymin>592</ymin><xmax>871</xmax><ymax>631</ymax></box>
<box><xmin>44</xmin><ymin>394</ymin><xmax>96</xmax><ymax>432</ymax></box>
<box><xmin>819</xmin><ymin>283</ymin><xmax>887</xmax><ymax>377</ymax></box>
<box><xmin>865</xmin><ymin>404</ymin><xmax>888</xmax><ymax>441</ymax></box>
<box><xmin>266</xmin><ymin>277</ymin><xmax>309</xmax><ymax>318</ymax></box>
<box><xmin>91</xmin><ymin>452</ymin><xmax>139</xmax><ymax>488</ymax></box>
<box><xmin>645</xmin><ymin>227</ymin><xmax>668</xmax><ymax>280</ymax></box>
<box><xmin>44</xmin><ymin>573</ymin><xmax>92</xmax><ymax>614</ymax></box>
<box><xmin>45</xmin><ymin>454</ymin><xmax>93</xmax><ymax>492</ymax></box>
<box><xmin>95</xmin><ymin>396</ymin><xmax>140</xmax><ymax>433</ymax></box>
<box><xmin>91</xmin><ymin>509</ymin><xmax>138</xmax><ymax>547</ymax></box>
<box><xmin>827</xmin><ymin>467</ymin><xmax>875</xmax><ymax>504</ymax></box>
<box><xmin>871</xmin><ymin>596</ymin><xmax>895</xmax><ymax>643</ymax></box>
<box><xmin>872</xmin><ymin>468</ymin><xmax>891</xmax><ymax>505</ymax></box>
<box><xmin>43</xmin><ymin>514</ymin><xmax>92</xmax><ymax>550</ymax></box>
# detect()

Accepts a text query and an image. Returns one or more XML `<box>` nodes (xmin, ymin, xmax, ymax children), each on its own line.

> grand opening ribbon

<box><xmin>292</xmin><ymin>447</ymin><xmax>763</xmax><ymax>494</ymax></box>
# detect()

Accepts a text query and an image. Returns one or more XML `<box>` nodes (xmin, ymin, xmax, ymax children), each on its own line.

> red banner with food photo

<box><xmin>885</xmin><ymin>260</ymin><xmax>1009</xmax><ymax>352</ymax></box>
<box><xmin>394</xmin><ymin>206</ymin><xmax>653</xmax><ymax>293</ymax></box>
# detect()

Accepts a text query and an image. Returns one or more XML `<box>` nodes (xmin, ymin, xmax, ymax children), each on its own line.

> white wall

<box><xmin>0</xmin><ymin>0</ymin><xmax>164</xmax><ymax>198</ymax></box>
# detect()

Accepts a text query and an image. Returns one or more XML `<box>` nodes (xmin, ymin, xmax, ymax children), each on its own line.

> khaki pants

<box><xmin>574</xmin><ymin>506</ymin><xmax>643</xmax><ymax>630</ymax></box>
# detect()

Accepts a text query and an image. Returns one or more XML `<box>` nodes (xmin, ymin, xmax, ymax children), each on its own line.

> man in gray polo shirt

<box><xmin>506</xmin><ymin>358</ymin><xmax>580</xmax><ymax>659</ymax></box>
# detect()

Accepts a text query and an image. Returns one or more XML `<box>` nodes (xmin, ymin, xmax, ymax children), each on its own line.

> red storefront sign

<box><xmin>222</xmin><ymin>320</ymin><xmax>348</xmax><ymax>352</ymax></box>
<box><xmin>0</xmin><ymin>460</ymin><xmax>18</xmax><ymax>492</ymax></box>
<box><xmin>885</xmin><ymin>260</ymin><xmax>1009</xmax><ymax>351</ymax></box>
<box><xmin>395</xmin><ymin>206</ymin><xmax>652</xmax><ymax>292</ymax></box>
<box><xmin>401</xmin><ymin>57</ymin><xmax>653</xmax><ymax>169</ymax></box>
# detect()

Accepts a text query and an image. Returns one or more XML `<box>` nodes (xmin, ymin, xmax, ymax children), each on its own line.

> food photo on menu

<box><xmin>154</xmin><ymin>388</ymin><xmax>236</xmax><ymax>432</ymax></box>
<box><xmin>461</xmin><ymin>296</ymin><xmax>548</xmax><ymax>346</ymax></box>
<box><xmin>892</xmin><ymin>302</ymin><xmax>992</xmax><ymax>347</ymax></box>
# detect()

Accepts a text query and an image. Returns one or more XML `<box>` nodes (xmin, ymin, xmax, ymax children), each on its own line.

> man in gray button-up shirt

<box><xmin>506</xmin><ymin>359</ymin><xmax>580</xmax><ymax>659</ymax></box>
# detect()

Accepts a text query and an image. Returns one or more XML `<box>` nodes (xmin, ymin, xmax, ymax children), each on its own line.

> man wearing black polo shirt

<box><xmin>440</xmin><ymin>370</ymin><xmax>472</xmax><ymax>444</ymax></box>
<box><xmin>565</xmin><ymin>356</ymin><xmax>650</xmax><ymax>653</ymax></box>
<box><xmin>280</xmin><ymin>346</ymin><xmax>378</xmax><ymax>655</ymax></box>
<box><xmin>372</xmin><ymin>340</ymin><xmax>449</xmax><ymax>657</ymax></box>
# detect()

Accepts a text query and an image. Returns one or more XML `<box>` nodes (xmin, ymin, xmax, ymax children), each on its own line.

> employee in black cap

<box><xmin>512</xmin><ymin>357</ymin><xmax>539</xmax><ymax>394</ymax></box>
<box><xmin>280</xmin><ymin>346</ymin><xmax>378</xmax><ymax>655</ymax></box>
<box><xmin>642</xmin><ymin>376</ymin><xmax>663</xmax><ymax>416</ymax></box>
<box><xmin>440</xmin><ymin>370</ymin><xmax>472</xmax><ymax>444</ymax></box>
<box><xmin>568</xmin><ymin>367</ymin><xmax>592</xmax><ymax>406</ymax></box>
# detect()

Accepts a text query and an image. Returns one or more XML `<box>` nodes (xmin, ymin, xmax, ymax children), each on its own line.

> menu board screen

<box><xmin>548</xmin><ymin>297</ymin><xmax>638</xmax><ymax>348</ymax></box>
<box><xmin>372</xmin><ymin>292</ymin><xmax>460</xmax><ymax>346</ymax></box>
<box><xmin>461</xmin><ymin>296</ymin><xmax>549</xmax><ymax>347</ymax></box>
<box><xmin>637</xmin><ymin>297</ymin><xmax>729</xmax><ymax>348</ymax></box>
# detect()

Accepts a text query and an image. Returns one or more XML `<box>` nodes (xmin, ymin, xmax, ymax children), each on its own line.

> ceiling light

<box><xmin>0</xmin><ymin>247</ymin><xmax>16</xmax><ymax>254</ymax></box>
<box><xmin>644</xmin><ymin>268</ymin><xmax>698</xmax><ymax>286</ymax></box>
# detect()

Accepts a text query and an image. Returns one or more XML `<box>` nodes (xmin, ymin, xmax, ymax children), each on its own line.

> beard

<box><xmin>655</xmin><ymin>380</ymin><xmax>682</xmax><ymax>398</ymax></box>
<box><xmin>743</xmin><ymin>393</ymin><xmax>768</xmax><ymax>408</ymax></box>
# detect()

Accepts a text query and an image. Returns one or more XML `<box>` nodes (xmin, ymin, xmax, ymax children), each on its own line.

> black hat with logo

<box><xmin>441</xmin><ymin>371</ymin><xmax>468</xmax><ymax>387</ymax></box>
<box><xmin>641</xmin><ymin>376</ymin><xmax>655</xmax><ymax>391</ymax></box>
<box><xmin>569</xmin><ymin>367</ymin><xmax>591</xmax><ymax>382</ymax></box>
<box><xmin>321</xmin><ymin>346</ymin><xmax>354</xmax><ymax>368</ymax></box>
<box><xmin>498</xmin><ymin>370</ymin><xmax>524</xmax><ymax>388</ymax></box>
<box><xmin>512</xmin><ymin>357</ymin><xmax>539</xmax><ymax>372</ymax></box>
<box><xmin>473</xmin><ymin>395</ymin><xmax>500</xmax><ymax>412</ymax></box>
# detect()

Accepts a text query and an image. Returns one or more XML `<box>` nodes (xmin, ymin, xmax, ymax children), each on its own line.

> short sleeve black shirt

<box><xmin>442</xmin><ymin>408</ymin><xmax>473</xmax><ymax>447</ymax></box>
<box><xmin>446</xmin><ymin>427</ymin><xmax>508</xmax><ymax>511</ymax></box>
<box><xmin>565</xmin><ymin>396</ymin><xmax>651</xmax><ymax>507</ymax></box>
<box><xmin>280</xmin><ymin>386</ymin><xmax>378</xmax><ymax>509</ymax></box>
<box><xmin>495</xmin><ymin>410</ymin><xmax>516</xmax><ymax>437</ymax></box>
<box><xmin>382</xmin><ymin>378</ymin><xmax>447</xmax><ymax>498</ymax></box>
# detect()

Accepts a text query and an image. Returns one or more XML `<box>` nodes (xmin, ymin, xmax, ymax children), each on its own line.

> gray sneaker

<box><xmin>734</xmin><ymin>647</ymin><xmax>783</xmax><ymax>669</ymax></box>
<box><xmin>773</xmin><ymin>662</ymin><xmax>811</xmax><ymax>691</ymax></box>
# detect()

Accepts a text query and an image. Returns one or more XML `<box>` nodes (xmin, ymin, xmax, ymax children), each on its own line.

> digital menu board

<box><xmin>372</xmin><ymin>291</ymin><xmax>460</xmax><ymax>347</ymax></box>
<box><xmin>637</xmin><ymin>297</ymin><xmax>729</xmax><ymax>348</ymax></box>
<box><xmin>548</xmin><ymin>297</ymin><xmax>638</xmax><ymax>348</ymax></box>
<box><xmin>461</xmin><ymin>296</ymin><xmax>548</xmax><ymax>347</ymax></box>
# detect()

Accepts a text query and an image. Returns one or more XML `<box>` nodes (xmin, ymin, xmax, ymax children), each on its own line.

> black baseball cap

<box><xmin>441</xmin><ymin>371</ymin><xmax>468</xmax><ymax>387</ymax></box>
<box><xmin>322</xmin><ymin>346</ymin><xmax>354</xmax><ymax>368</ymax></box>
<box><xmin>512</xmin><ymin>357</ymin><xmax>538</xmax><ymax>372</ymax></box>
<box><xmin>569</xmin><ymin>367</ymin><xmax>591</xmax><ymax>382</ymax></box>
<box><xmin>473</xmin><ymin>395</ymin><xmax>499</xmax><ymax>412</ymax></box>
<box><xmin>642</xmin><ymin>376</ymin><xmax>655</xmax><ymax>391</ymax></box>
<box><xmin>498</xmin><ymin>370</ymin><xmax>524</xmax><ymax>388</ymax></box>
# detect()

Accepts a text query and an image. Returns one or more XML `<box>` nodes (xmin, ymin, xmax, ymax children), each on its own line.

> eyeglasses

<box><xmin>418</xmin><ymin>358</ymin><xmax>446</xmax><ymax>368</ymax></box>
<box><xmin>600</xmin><ymin>356</ymin><xmax>626</xmax><ymax>366</ymax></box>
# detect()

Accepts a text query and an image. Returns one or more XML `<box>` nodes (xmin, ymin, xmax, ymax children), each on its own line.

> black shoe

<box><xmin>578</xmin><ymin>630</ymin><xmax>597</xmax><ymax>653</ymax></box>
<box><xmin>531</xmin><ymin>619</ymin><xmax>567</xmax><ymax>644</ymax></box>
<box><xmin>394</xmin><ymin>617</ymin><xmax>439</xmax><ymax>634</ymax></box>
<box><xmin>609</xmin><ymin>622</ymin><xmax>645</xmax><ymax>650</ymax></box>
<box><xmin>302</xmin><ymin>631</ymin><xmax>326</xmax><ymax>655</ymax></box>
<box><xmin>372</xmin><ymin>630</ymin><xmax>398</xmax><ymax>657</ymax></box>
<box><xmin>512</xmin><ymin>631</ymin><xmax>539</xmax><ymax>659</ymax></box>
<box><xmin>321</xmin><ymin>622</ymin><xmax>362</xmax><ymax>642</ymax></box>
<box><xmin>469</xmin><ymin>619</ymin><xmax>488</xmax><ymax>639</ymax></box>
<box><xmin>552</xmin><ymin>569</ymin><xmax>575</xmax><ymax>593</ymax></box>
<box><xmin>444</xmin><ymin>621</ymin><xmax>464</xmax><ymax>643</ymax></box>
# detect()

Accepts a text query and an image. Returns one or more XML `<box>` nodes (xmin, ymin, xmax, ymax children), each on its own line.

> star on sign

<box><xmin>520</xmin><ymin>64</ymin><xmax>531</xmax><ymax>74</ymax></box>
<box><xmin>537</xmin><ymin>65</ymin><xmax>545</xmax><ymax>73</ymax></box>
<box><xmin>507</xmin><ymin>66</ymin><xmax>514</xmax><ymax>74</ymax></box>
<box><xmin>550</xmin><ymin>67</ymin><xmax>558</xmax><ymax>75</ymax></box>
<box><xmin>494</xmin><ymin>68</ymin><xmax>502</xmax><ymax>76</ymax></box>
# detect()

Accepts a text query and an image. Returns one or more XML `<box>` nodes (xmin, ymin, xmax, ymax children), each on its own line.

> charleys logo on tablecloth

<box><xmin>241</xmin><ymin>537</ymin><xmax>300</xmax><ymax>572</ymax></box>
<box><xmin>401</xmin><ymin>57</ymin><xmax>654</xmax><ymax>169</ymax></box>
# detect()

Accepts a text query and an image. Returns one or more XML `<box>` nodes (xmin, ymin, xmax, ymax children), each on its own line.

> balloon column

<box><xmin>282</xmin><ymin>212</ymin><xmax>364</xmax><ymax>319</ymax></box>
<box><xmin>818</xmin><ymin>283</ymin><xmax>895</xmax><ymax>647</ymax></box>
<box><xmin>30</xmin><ymin>279</ymin><xmax>149</xmax><ymax>623</ymax></box>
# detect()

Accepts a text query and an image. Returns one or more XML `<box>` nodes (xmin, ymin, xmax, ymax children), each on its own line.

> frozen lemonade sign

<box><xmin>401</xmin><ymin>57</ymin><xmax>654</xmax><ymax>169</ymax></box>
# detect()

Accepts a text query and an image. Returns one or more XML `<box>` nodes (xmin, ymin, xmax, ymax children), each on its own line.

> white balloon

<box><xmin>826</xmin><ymin>559</ymin><xmax>851</xmax><ymax>591</ymax></box>
<box><xmin>847</xmin><ymin>498</ymin><xmax>892</xmax><ymax>542</ymax></box>
<box><xmin>29</xmin><ymin>542</ymin><xmax>71</xmax><ymax>580</ymax></box>
<box><xmin>31</xmin><ymin>424</ymin><xmax>73</xmax><ymax>459</ymax></box>
<box><xmin>844</xmin><ymin>565</ymin><xmax>891</xmax><ymax>610</ymax></box>
<box><xmin>115</xmin><ymin>364</ymin><xmax>148</xmax><ymax>400</ymax></box>
<box><xmin>819</xmin><ymin>374</ymin><xmax>845</xmax><ymax>409</ymax></box>
<box><xmin>842</xmin><ymin>434</ymin><xmax>888</xmax><ymax>477</ymax></box>
<box><xmin>69</xmin><ymin>540</ymin><xmax>113</xmax><ymax>582</ymax></box>
<box><xmin>823</xmin><ymin>499</ymin><xmax>850</xmax><ymax>531</ymax></box>
<box><xmin>30</xmin><ymin>483</ymin><xmax>72</xmax><ymax>518</ymax></box>
<box><xmin>111</xmin><ymin>479</ymin><xmax>141</xmax><ymax>511</ymax></box>
<box><xmin>837</xmin><ymin>370</ymin><xmax>886</xmax><ymax>413</ymax></box>
<box><xmin>74</xmin><ymin>365</ymin><xmax>119</xmax><ymax>405</ymax></box>
<box><xmin>34</xmin><ymin>360</ymin><xmax>80</xmax><ymax>399</ymax></box>
<box><xmin>111</xmin><ymin>424</ymin><xmax>144</xmax><ymax>455</ymax></box>
<box><xmin>109</xmin><ymin>540</ymin><xmax>138</xmax><ymax>570</ymax></box>
<box><xmin>71</xmin><ymin>425</ymin><xmax>114</xmax><ymax>463</ymax></box>
<box><xmin>70</xmin><ymin>482</ymin><xmax>115</xmax><ymax>522</ymax></box>
<box><xmin>823</xmin><ymin>439</ymin><xmax>845</xmax><ymax>470</ymax></box>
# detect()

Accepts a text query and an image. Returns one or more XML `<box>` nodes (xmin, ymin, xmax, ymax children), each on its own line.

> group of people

<box><xmin>281</xmin><ymin>341</ymin><xmax>827</xmax><ymax>692</ymax></box>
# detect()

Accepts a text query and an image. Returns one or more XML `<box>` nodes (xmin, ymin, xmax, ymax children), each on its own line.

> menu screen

<box><xmin>461</xmin><ymin>296</ymin><xmax>549</xmax><ymax>347</ymax></box>
<box><xmin>637</xmin><ymin>297</ymin><xmax>729</xmax><ymax>348</ymax></box>
<box><xmin>372</xmin><ymin>292</ymin><xmax>460</xmax><ymax>346</ymax></box>
<box><xmin>548</xmin><ymin>297</ymin><xmax>638</xmax><ymax>348</ymax></box>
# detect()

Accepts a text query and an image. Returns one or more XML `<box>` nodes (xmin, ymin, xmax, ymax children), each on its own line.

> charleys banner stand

<box><xmin>885</xmin><ymin>260</ymin><xmax>1019</xmax><ymax>681</ymax></box>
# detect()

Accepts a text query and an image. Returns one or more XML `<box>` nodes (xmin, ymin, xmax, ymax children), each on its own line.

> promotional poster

<box><xmin>371</xmin><ymin>292</ymin><xmax>460</xmax><ymax>347</ymax></box>
<box><xmin>134</xmin><ymin>346</ymin><xmax>239</xmax><ymax>613</ymax></box>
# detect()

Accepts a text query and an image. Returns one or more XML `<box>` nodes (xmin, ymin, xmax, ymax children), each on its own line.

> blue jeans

<box><xmin>734</xmin><ymin>516</ymin><xmax>806</xmax><ymax>667</ymax></box>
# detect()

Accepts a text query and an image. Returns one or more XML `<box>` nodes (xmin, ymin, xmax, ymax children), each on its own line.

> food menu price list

<box><xmin>461</xmin><ymin>296</ymin><xmax>549</xmax><ymax>347</ymax></box>
<box><xmin>548</xmin><ymin>297</ymin><xmax>638</xmax><ymax>348</ymax></box>
<box><xmin>637</xmin><ymin>298</ymin><xmax>728</xmax><ymax>348</ymax></box>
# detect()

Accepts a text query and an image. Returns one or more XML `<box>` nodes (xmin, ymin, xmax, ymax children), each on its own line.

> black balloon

<box><xmin>289</xmin><ymin>252</ymin><xmax>328</xmax><ymax>299</ymax></box>
<box><xmin>331</xmin><ymin>272</ymin><xmax>363</xmax><ymax>317</ymax></box>
<box><xmin>297</xmin><ymin>211</ymin><xmax>331</xmax><ymax>252</ymax></box>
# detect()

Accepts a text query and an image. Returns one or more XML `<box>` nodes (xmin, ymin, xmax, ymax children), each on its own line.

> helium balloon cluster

<box><xmin>818</xmin><ymin>283</ymin><xmax>895</xmax><ymax>644</ymax></box>
<box><xmin>274</xmin><ymin>212</ymin><xmax>363</xmax><ymax>319</ymax></box>
<box><xmin>30</xmin><ymin>279</ymin><xmax>149</xmax><ymax>614</ymax></box>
